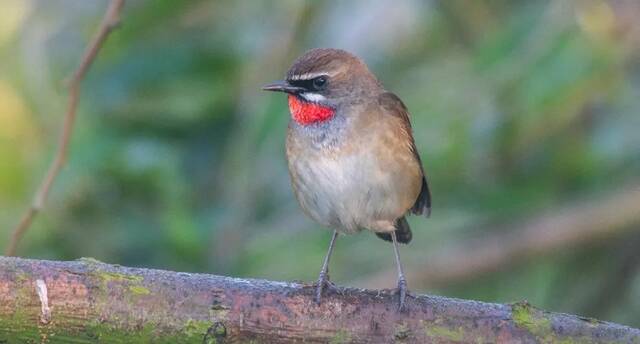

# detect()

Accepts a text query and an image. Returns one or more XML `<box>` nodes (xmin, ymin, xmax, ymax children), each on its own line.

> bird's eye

<box><xmin>312</xmin><ymin>76</ymin><xmax>327</xmax><ymax>90</ymax></box>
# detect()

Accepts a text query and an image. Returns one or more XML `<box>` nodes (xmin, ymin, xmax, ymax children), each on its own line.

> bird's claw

<box><xmin>396</xmin><ymin>277</ymin><xmax>408</xmax><ymax>311</ymax></box>
<box><xmin>314</xmin><ymin>272</ymin><xmax>336</xmax><ymax>304</ymax></box>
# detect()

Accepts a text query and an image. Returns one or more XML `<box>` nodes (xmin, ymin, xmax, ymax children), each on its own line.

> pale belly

<box><xmin>288</xmin><ymin>149</ymin><xmax>412</xmax><ymax>234</ymax></box>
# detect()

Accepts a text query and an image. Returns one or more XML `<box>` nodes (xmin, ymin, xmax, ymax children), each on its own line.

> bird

<box><xmin>262</xmin><ymin>48</ymin><xmax>431</xmax><ymax>311</ymax></box>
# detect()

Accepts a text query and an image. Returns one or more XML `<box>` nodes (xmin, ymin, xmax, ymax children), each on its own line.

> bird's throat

<box><xmin>288</xmin><ymin>95</ymin><xmax>335</xmax><ymax>125</ymax></box>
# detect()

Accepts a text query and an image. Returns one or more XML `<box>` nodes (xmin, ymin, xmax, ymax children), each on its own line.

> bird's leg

<box><xmin>391</xmin><ymin>230</ymin><xmax>408</xmax><ymax>311</ymax></box>
<box><xmin>315</xmin><ymin>230</ymin><xmax>339</xmax><ymax>304</ymax></box>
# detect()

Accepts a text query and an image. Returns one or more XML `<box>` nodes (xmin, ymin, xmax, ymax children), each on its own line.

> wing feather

<box><xmin>378</xmin><ymin>92</ymin><xmax>431</xmax><ymax>218</ymax></box>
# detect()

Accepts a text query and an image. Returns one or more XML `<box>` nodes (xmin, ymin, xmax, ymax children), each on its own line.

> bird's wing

<box><xmin>377</xmin><ymin>92</ymin><xmax>431</xmax><ymax>217</ymax></box>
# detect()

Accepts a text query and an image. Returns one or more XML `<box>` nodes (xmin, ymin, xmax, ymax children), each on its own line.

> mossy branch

<box><xmin>0</xmin><ymin>257</ymin><xmax>638</xmax><ymax>343</ymax></box>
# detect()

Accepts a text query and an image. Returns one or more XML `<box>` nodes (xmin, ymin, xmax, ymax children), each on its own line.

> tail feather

<box><xmin>375</xmin><ymin>217</ymin><xmax>412</xmax><ymax>244</ymax></box>
<box><xmin>411</xmin><ymin>175</ymin><xmax>431</xmax><ymax>217</ymax></box>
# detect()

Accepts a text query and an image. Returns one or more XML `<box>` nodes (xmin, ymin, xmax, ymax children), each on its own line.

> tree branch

<box><xmin>5</xmin><ymin>0</ymin><xmax>126</xmax><ymax>257</ymax></box>
<box><xmin>362</xmin><ymin>182</ymin><xmax>640</xmax><ymax>289</ymax></box>
<box><xmin>0</xmin><ymin>257</ymin><xmax>637</xmax><ymax>343</ymax></box>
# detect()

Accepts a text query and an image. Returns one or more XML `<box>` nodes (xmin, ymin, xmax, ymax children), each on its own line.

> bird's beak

<box><xmin>262</xmin><ymin>80</ymin><xmax>304</xmax><ymax>94</ymax></box>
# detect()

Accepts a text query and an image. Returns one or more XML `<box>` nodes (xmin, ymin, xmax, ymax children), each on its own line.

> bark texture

<box><xmin>0</xmin><ymin>256</ymin><xmax>638</xmax><ymax>343</ymax></box>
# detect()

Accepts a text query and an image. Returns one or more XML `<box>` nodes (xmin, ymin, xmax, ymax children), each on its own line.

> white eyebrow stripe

<box><xmin>300</xmin><ymin>93</ymin><xmax>326</xmax><ymax>102</ymax></box>
<box><xmin>289</xmin><ymin>72</ymin><xmax>329</xmax><ymax>81</ymax></box>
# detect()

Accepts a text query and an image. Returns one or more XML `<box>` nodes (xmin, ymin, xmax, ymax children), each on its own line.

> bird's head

<box><xmin>263</xmin><ymin>48</ymin><xmax>382</xmax><ymax>126</ymax></box>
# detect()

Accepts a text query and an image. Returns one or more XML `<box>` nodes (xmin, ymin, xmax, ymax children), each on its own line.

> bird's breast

<box><xmin>287</xmin><ymin>146</ymin><xmax>372</xmax><ymax>232</ymax></box>
<box><xmin>286</xmin><ymin>125</ymin><xmax>420</xmax><ymax>234</ymax></box>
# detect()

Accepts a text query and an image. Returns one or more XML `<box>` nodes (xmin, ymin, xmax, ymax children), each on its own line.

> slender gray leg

<box><xmin>391</xmin><ymin>231</ymin><xmax>408</xmax><ymax>311</ymax></box>
<box><xmin>315</xmin><ymin>230</ymin><xmax>339</xmax><ymax>304</ymax></box>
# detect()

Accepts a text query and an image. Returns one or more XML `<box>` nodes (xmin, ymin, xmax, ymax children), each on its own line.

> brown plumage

<box><xmin>374</xmin><ymin>92</ymin><xmax>431</xmax><ymax>243</ymax></box>
<box><xmin>263</xmin><ymin>48</ymin><xmax>431</xmax><ymax>311</ymax></box>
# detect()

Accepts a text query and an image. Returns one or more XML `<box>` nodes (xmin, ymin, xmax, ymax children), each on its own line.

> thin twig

<box><xmin>5</xmin><ymin>0</ymin><xmax>126</xmax><ymax>256</ymax></box>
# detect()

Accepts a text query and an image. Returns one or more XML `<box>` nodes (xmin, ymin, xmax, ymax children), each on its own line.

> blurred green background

<box><xmin>1</xmin><ymin>0</ymin><xmax>639</xmax><ymax>327</ymax></box>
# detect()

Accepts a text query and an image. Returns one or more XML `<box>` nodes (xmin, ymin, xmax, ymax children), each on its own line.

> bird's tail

<box><xmin>375</xmin><ymin>216</ymin><xmax>412</xmax><ymax>244</ymax></box>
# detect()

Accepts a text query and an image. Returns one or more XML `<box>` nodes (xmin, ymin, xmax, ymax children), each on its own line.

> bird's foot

<box><xmin>396</xmin><ymin>277</ymin><xmax>408</xmax><ymax>312</ymax></box>
<box><xmin>314</xmin><ymin>271</ymin><xmax>337</xmax><ymax>304</ymax></box>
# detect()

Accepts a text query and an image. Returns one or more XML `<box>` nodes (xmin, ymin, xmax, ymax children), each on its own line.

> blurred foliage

<box><xmin>1</xmin><ymin>0</ymin><xmax>639</xmax><ymax>327</ymax></box>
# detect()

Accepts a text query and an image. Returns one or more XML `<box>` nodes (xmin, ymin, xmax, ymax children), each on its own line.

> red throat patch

<box><xmin>288</xmin><ymin>95</ymin><xmax>335</xmax><ymax>125</ymax></box>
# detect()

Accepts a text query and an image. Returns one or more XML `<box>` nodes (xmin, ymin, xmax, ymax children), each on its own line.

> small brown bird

<box><xmin>262</xmin><ymin>48</ymin><xmax>431</xmax><ymax>310</ymax></box>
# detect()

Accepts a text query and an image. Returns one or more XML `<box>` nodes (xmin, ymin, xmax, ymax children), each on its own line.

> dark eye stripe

<box><xmin>288</xmin><ymin>79</ymin><xmax>315</xmax><ymax>90</ymax></box>
<box><xmin>288</xmin><ymin>75</ymin><xmax>328</xmax><ymax>92</ymax></box>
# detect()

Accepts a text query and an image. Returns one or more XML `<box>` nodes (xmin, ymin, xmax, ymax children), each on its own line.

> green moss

<box><xmin>330</xmin><ymin>329</ymin><xmax>351</xmax><ymax>344</ymax></box>
<box><xmin>96</xmin><ymin>271</ymin><xmax>144</xmax><ymax>283</ymax></box>
<box><xmin>129</xmin><ymin>285</ymin><xmax>151</xmax><ymax>295</ymax></box>
<box><xmin>83</xmin><ymin>319</ymin><xmax>221</xmax><ymax>343</ymax></box>
<box><xmin>0</xmin><ymin>314</ymin><xmax>34</xmax><ymax>342</ymax></box>
<box><xmin>77</xmin><ymin>257</ymin><xmax>105</xmax><ymax>265</ymax></box>
<box><xmin>14</xmin><ymin>271</ymin><xmax>30</xmax><ymax>282</ymax></box>
<box><xmin>511</xmin><ymin>301</ymin><xmax>552</xmax><ymax>337</ymax></box>
<box><xmin>90</xmin><ymin>270</ymin><xmax>149</xmax><ymax>301</ymax></box>
<box><xmin>425</xmin><ymin>325</ymin><xmax>464</xmax><ymax>342</ymax></box>
<box><xmin>394</xmin><ymin>322</ymin><xmax>411</xmax><ymax>340</ymax></box>
<box><xmin>183</xmin><ymin>319</ymin><xmax>212</xmax><ymax>338</ymax></box>
<box><xmin>0</xmin><ymin>264</ymin><xmax>232</xmax><ymax>343</ymax></box>
<box><xmin>203</xmin><ymin>321</ymin><xmax>228</xmax><ymax>343</ymax></box>
<box><xmin>209</xmin><ymin>306</ymin><xmax>230</xmax><ymax>322</ymax></box>
<box><xmin>84</xmin><ymin>320</ymin><xmax>156</xmax><ymax>342</ymax></box>
<box><xmin>509</xmin><ymin>302</ymin><xmax>634</xmax><ymax>343</ymax></box>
